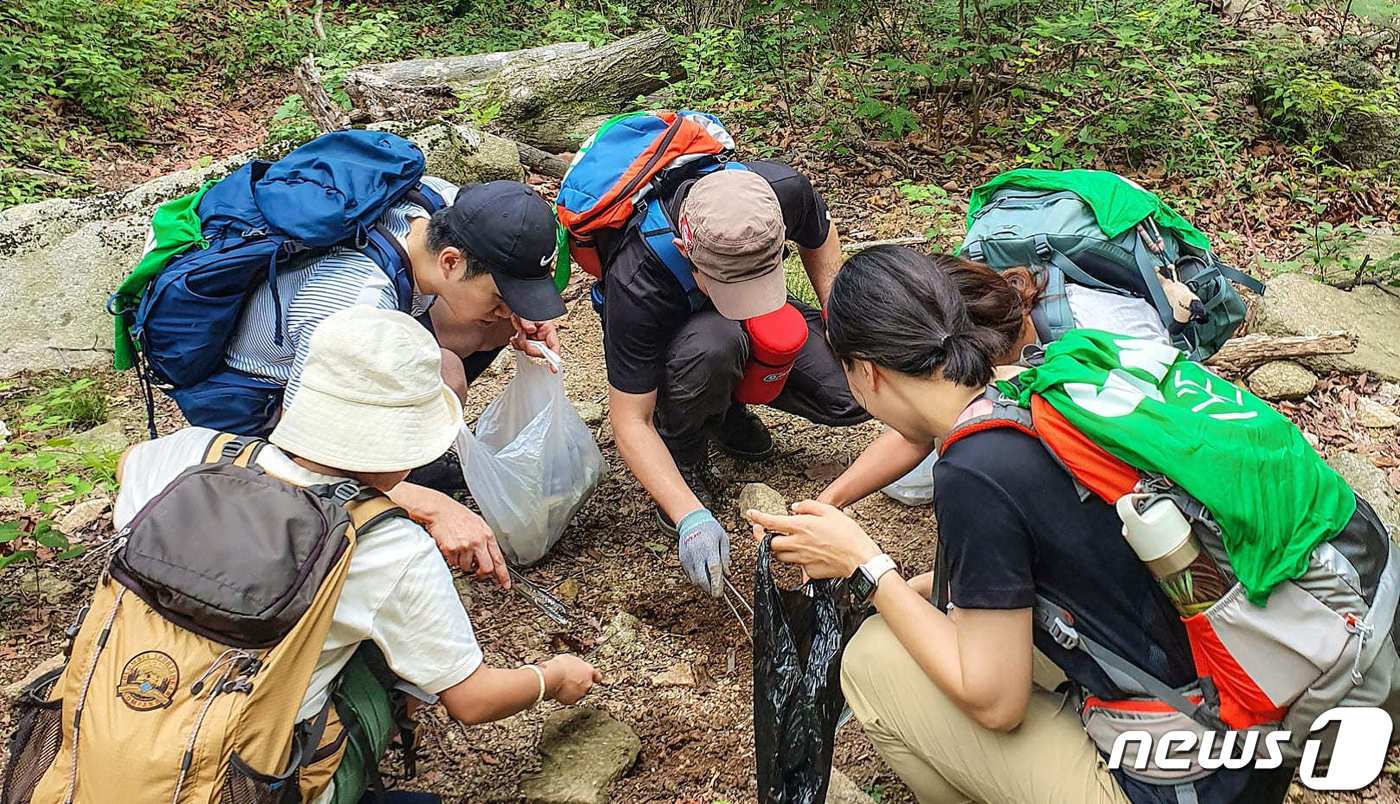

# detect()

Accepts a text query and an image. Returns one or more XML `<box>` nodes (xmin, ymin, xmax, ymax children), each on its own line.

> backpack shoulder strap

<box><xmin>1033</xmin><ymin>595</ymin><xmax>1224</xmax><ymax>730</ymax></box>
<box><xmin>941</xmin><ymin>387</ymin><xmax>1038</xmax><ymax>451</ymax></box>
<box><xmin>201</xmin><ymin>432</ymin><xmax>265</xmax><ymax>467</ymax></box>
<box><xmin>638</xmin><ymin>160</ymin><xmax>749</xmax><ymax>314</ymax></box>
<box><xmin>640</xmin><ymin>200</ymin><xmax>707</xmax><ymax>313</ymax></box>
<box><xmin>355</xmin><ymin>181</ymin><xmax>447</xmax><ymax>315</ymax></box>
<box><xmin>342</xmin><ymin>491</ymin><xmax>408</xmax><ymax>534</ymax></box>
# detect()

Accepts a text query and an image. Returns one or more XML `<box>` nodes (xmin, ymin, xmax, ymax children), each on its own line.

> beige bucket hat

<box><xmin>679</xmin><ymin>170</ymin><xmax>787</xmax><ymax>321</ymax></box>
<box><xmin>270</xmin><ymin>307</ymin><xmax>463</xmax><ymax>473</ymax></box>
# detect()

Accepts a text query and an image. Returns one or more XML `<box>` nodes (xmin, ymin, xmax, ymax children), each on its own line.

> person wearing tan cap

<box><xmin>113</xmin><ymin>307</ymin><xmax>600</xmax><ymax>802</ymax></box>
<box><xmin>597</xmin><ymin>162</ymin><xmax>869</xmax><ymax>597</ymax></box>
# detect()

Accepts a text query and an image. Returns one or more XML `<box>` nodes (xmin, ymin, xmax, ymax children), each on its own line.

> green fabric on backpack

<box><xmin>111</xmin><ymin>183</ymin><xmax>213</xmax><ymax>371</ymax></box>
<box><xmin>328</xmin><ymin>648</ymin><xmax>398</xmax><ymax>804</ymax></box>
<box><xmin>998</xmin><ymin>329</ymin><xmax>1356</xmax><ymax>605</ymax></box>
<box><xmin>967</xmin><ymin>169</ymin><xmax>1211</xmax><ymax>252</ymax></box>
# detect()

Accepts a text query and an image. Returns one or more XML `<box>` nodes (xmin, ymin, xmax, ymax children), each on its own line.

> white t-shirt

<box><xmin>1064</xmin><ymin>285</ymin><xmax>1170</xmax><ymax>344</ymax></box>
<box><xmin>113</xmin><ymin>428</ymin><xmax>483</xmax><ymax>726</ymax></box>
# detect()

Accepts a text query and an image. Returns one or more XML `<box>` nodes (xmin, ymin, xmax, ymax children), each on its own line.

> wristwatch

<box><xmin>849</xmin><ymin>553</ymin><xmax>898</xmax><ymax>606</ymax></box>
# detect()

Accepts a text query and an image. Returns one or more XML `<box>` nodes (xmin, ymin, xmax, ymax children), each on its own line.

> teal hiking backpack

<box><xmin>960</xmin><ymin>169</ymin><xmax>1264</xmax><ymax>361</ymax></box>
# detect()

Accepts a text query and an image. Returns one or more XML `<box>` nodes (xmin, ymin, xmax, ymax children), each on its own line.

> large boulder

<box><xmin>0</xmin><ymin>123</ymin><xmax>523</xmax><ymax>377</ymax></box>
<box><xmin>1327</xmin><ymin>452</ymin><xmax>1398</xmax><ymax>528</ymax></box>
<box><xmin>1255</xmin><ymin>273</ymin><xmax>1400</xmax><ymax>381</ymax></box>
<box><xmin>0</xmin><ymin>156</ymin><xmax>243</xmax><ymax>376</ymax></box>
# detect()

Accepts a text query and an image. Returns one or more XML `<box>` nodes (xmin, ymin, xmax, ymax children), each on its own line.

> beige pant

<box><xmin>840</xmin><ymin>615</ymin><xmax>1131</xmax><ymax>804</ymax></box>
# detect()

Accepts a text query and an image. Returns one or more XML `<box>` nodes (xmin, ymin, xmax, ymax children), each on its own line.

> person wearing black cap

<box><xmin>221</xmin><ymin>176</ymin><xmax>565</xmax><ymax>589</ymax></box>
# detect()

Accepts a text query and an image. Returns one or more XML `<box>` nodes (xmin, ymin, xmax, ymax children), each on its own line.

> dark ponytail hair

<box><xmin>826</xmin><ymin>246</ymin><xmax>1007</xmax><ymax>388</ymax></box>
<box><xmin>945</xmin><ymin>259</ymin><xmax>1042</xmax><ymax>351</ymax></box>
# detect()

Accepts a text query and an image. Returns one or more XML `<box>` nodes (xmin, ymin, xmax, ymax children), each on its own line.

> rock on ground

<box><xmin>827</xmin><ymin>768</ymin><xmax>877</xmax><ymax>804</ymax></box>
<box><xmin>596</xmin><ymin>611</ymin><xmax>640</xmax><ymax>658</ymax></box>
<box><xmin>70</xmin><ymin>420</ymin><xmax>130</xmax><ymax>453</ymax></box>
<box><xmin>0</xmin><ymin>122</ymin><xmax>524</xmax><ymax>377</ymax></box>
<box><xmin>573</xmin><ymin>400</ymin><xmax>605</xmax><ymax>428</ymax></box>
<box><xmin>3</xmin><ymin>654</ymin><xmax>64</xmax><ymax>704</ymax></box>
<box><xmin>650</xmin><ymin>661</ymin><xmax>694</xmax><ymax>687</ymax></box>
<box><xmin>57</xmin><ymin>496</ymin><xmax>112</xmax><ymax>536</ymax></box>
<box><xmin>1327</xmin><ymin>452</ymin><xmax>1399</xmax><ymax>528</ymax></box>
<box><xmin>1255</xmin><ymin>273</ymin><xmax>1400</xmax><ymax>381</ymax></box>
<box><xmin>1355</xmin><ymin>397</ymin><xmax>1400</xmax><ymax>430</ymax></box>
<box><xmin>518</xmin><ymin>707</ymin><xmax>641</xmax><ymax>804</ymax></box>
<box><xmin>1247</xmin><ymin>360</ymin><xmax>1317</xmax><ymax>400</ymax></box>
<box><xmin>739</xmin><ymin>483</ymin><xmax>789</xmax><ymax>519</ymax></box>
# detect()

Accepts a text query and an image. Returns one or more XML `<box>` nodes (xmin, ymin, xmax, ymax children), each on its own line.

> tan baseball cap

<box><xmin>679</xmin><ymin>170</ymin><xmax>786</xmax><ymax>320</ymax></box>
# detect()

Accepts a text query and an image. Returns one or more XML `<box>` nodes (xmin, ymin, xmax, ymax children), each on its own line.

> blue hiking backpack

<box><xmin>554</xmin><ymin>111</ymin><xmax>743</xmax><ymax>314</ymax></box>
<box><xmin>112</xmin><ymin>130</ymin><xmax>446</xmax><ymax>435</ymax></box>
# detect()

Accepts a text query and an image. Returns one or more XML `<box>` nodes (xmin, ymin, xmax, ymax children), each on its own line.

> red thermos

<box><xmin>735</xmin><ymin>303</ymin><xmax>809</xmax><ymax>405</ymax></box>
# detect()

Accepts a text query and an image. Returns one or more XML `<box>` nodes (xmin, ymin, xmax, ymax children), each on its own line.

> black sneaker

<box><xmin>710</xmin><ymin>404</ymin><xmax>774</xmax><ymax>461</ymax></box>
<box><xmin>656</xmin><ymin>460</ymin><xmax>721</xmax><ymax>534</ymax></box>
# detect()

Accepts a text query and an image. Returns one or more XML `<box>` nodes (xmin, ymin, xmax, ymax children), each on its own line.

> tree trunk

<box><xmin>343</xmin><ymin>30</ymin><xmax>681</xmax><ymax>151</ymax></box>
<box><xmin>478</xmin><ymin>29</ymin><xmax>680</xmax><ymax>151</ymax></box>
<box><xmin>343</xmin><ymin>42</ymin><xmax>592</xmax><ymax>122</ymax></box>
<box><xmin>295</xmin><ymin>55</ymin><xmax>348</xmax><ymax>132</ymax></box>
<box><xmin>1205</xmin><ymin>332</ymin><xmax>1357</xmax><ymax>375</ymax></box>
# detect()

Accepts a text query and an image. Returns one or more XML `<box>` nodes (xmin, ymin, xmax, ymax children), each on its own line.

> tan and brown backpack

<box><xmin>2</xmin><ymin>433</ymin><xmax>406</xmax><ymax>804</ymax></box>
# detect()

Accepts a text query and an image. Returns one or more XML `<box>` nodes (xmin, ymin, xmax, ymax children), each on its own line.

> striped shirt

<box><xmin>224</xmin><ymin>176</ymin><xmax>459</xmax><ymax>407</ymax></box>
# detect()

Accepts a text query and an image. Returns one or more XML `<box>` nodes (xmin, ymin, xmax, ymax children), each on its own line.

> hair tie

<box><xmin>940</xmin><ymin>333</ymin><xmax>952</xmax><ymax>349</ymax></box>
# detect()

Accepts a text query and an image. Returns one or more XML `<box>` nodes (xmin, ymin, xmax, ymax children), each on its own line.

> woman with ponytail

<box><xmin>745</xmin><ymin>246</ymin><xmax>1287</xmax><ymax>804</ymax></box>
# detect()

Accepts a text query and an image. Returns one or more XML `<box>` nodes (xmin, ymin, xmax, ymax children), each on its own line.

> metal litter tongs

<box><xmin>720</xmin><ymin>574</ymin><xmax>754</xmax><ymax>644</ymax></box>
<box><xmin>508</xmin><ymin>566</ymin><xmax>572</xmax><ymax>626</ymax></box>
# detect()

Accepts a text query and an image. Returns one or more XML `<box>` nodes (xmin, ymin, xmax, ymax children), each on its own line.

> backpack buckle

<box><xmin>1048</xmin><ymin>616</ymin><xmax>1080</xmax><ymax>650</ymax></box>
<box><xmin>330</xmin><ymin>481</ymin><xmax>362</xmax><ymax>503</ymax></box>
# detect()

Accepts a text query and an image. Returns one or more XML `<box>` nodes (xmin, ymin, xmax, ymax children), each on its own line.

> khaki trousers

<box><xmin>840</xmin><ymin>615</ymin><xmax>1132</xmax><ymax>804</ymax></box>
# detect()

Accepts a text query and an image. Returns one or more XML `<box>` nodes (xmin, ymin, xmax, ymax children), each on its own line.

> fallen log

<box><xmin>478</xmin><ymin>29</ymin><xmax>679</xmax><ymax>151</ymax></box>
<box><xmin>343</xmin><ymin>41</ymin><xmax>591</xmax><ymax>122</ymax></box>
<box><xmin>517</xmin><ymin>141</ymin><xmax>569</xmax><ymax>179</ymax></box>
<box><xmin>345</xmin><ymin>30</ymin><xmax>680</xmax><ymax>151</ymax></box>
<box><xmin>1205</xmin><ymin>331</ymin><xmax>1356</xmax><ymax>375</ymax></box>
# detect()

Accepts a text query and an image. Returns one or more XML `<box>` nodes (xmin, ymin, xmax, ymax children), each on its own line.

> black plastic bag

<box><xmin>754</xmin><ymin>536</ymin><xmax>864</xmax><ymax>804</ymax></box>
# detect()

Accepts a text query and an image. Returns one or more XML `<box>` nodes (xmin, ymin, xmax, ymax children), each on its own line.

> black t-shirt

<box><xmin>598</xmin><ymin>160</ymin><xmax>831</xmax><ymax>394</ymax></box>
<box><xmin>934</xmin><ymin>427</ymin><xmax>1277</xmax><ymax>804</ymax></box>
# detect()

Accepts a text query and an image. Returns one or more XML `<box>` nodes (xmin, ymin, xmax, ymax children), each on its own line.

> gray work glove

<box><xmin>676</xmin><ymin>508</ymin><xmax>731</xmax><ymax>597</ymax></box>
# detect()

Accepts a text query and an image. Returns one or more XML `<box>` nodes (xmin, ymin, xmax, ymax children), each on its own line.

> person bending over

<box><xmin>114</xmin><ymin>308</ymin><xmax>598</xmax><ymax>803</ymax></box>
<box><xmin>818</xmin><ymin>254</ymin><xmax>1170</xmax><ymax>510</ymax></box>
<box><xmin>598</xmin><ymin>165</ymin><xmax>867</xmax><ymax>597</ymax></box>
<box><xmin>748</xmin><ymin>246</ymin><xmax>1290</xmax><ymax>804</ymax></box>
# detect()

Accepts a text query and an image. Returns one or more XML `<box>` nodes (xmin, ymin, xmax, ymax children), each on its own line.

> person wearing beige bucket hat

<box><xmin>593</xmin><ymin>161</ymin><xmax>870</xmax><ymax>598</ymax></box>
<box><xmin>112</xmin><ymin>306</ymin><xmax>601</xmax><ymax>802</ymax></box>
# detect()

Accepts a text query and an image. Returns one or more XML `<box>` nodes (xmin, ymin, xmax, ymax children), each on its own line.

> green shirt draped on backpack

<box><xmin>999</xmin><ymin>329</ymin><xmax>1356</xmax><ymax>604</ymax></box>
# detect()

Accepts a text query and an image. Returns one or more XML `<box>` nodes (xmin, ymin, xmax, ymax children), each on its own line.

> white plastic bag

<box><xmin>457</xmin><ymin>344</ymin><xmax>604</xmax><ymax>566</ymax></box>
<box><xmin>880</xmin><ymin>448</ymin><xmax>938</xmax><ymax>506</ymax></box>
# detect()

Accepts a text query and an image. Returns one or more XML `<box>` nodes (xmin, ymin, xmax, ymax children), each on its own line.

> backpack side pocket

<box><xmin>1</xmin><ymin>666</ymin><xmax>65</xmax><ymax>804</ymax></box>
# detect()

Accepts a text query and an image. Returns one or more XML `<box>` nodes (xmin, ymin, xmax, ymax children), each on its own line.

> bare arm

<box><xmin>799</xmin><ymin>225</ymin><xmax>842</xmax><ymax>309</ymax></box>
<box><xmin>747</xmin><ymin>502</ymin><xmax>1034</xmax><ymax>731</ymax></box>
<box><xmin>438</xmin><ymin>654</ymin><xmax>601</xmax><ymax>726</ymax></box>
<box><xmin>609</xmin><ymin>385</ymin><xmax>704</xmax><ymax>522</ymax></box>
<box><xmin>871</xmin><ymin>572</ymin><xmax>1033</xmax><ymax>731</ymax></box>
<box><xmin>817</xmin><ymin>430</ymin><xmax>934</xmax><ymax>508</ymax></box>
<box><xmin>387</xmin><ymin>482</ymin><xmax>510</xmax><ymax>589</ymax></box>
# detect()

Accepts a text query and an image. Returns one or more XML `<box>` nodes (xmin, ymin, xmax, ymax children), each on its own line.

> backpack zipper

<box><xmin>64</xmin><ymin>586</ymin><xmax>127</xmax><ymax>804</ymax></box>
<box><xmin>170</xmin><ymin>649</ymin><xmax>259</xmax><ymax>804</ymax></box>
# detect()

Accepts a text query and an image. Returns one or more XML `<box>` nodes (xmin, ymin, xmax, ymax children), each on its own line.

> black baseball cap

<box><xmin>446</xmin><ymin>181</ymin><xmax>565</xmax><ymax>321</ymax></box>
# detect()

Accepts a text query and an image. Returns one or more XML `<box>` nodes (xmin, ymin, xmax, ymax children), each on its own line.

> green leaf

<box><xmin>0</xmin><ymin>550</ymin><xmax>37</xmax><ymax>570</ymax></box>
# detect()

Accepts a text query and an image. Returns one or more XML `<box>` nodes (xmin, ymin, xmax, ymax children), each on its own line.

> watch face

<box><xmin>849</xmin><ymin>568</ymin><xmax>875</xmax><ymax>603</ymax></box>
